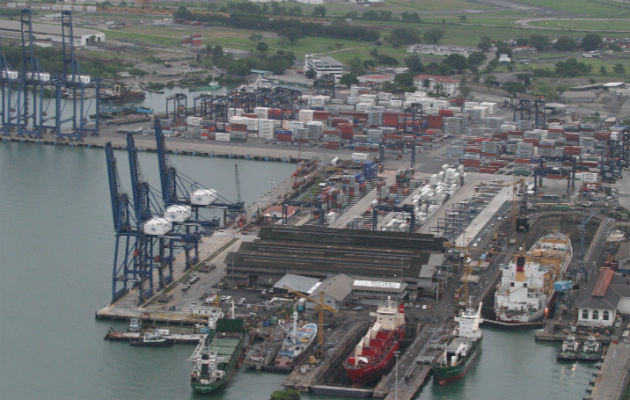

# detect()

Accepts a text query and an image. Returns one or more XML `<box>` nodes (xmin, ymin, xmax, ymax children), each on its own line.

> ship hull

<box><xmin>344</xmin><ymin>340</ymin><xmax>400</xmax><ymax>387</ymax></box>
<box><xmin>432</xmin><ymin>339</ymin><xmax>481</xmax><ymax>385</ymax></box>
<box><xmin>191</xmin><ymin>330</ymin><xmax>245</xmax><ymax>394</ymax></box>
<box><xmin>577</xmin><ymin>352</ymin><xmax>602</xmax><ymax>362</ymax></box>
<box><xmin>557</xmin><ymin>352</ymin><xmax>577</xmax><ymax>362</ymax></box>
<box><xmin>273</xmin><ymin>323</ymin><xmax>317</xmax><ymax>371</ymax></box>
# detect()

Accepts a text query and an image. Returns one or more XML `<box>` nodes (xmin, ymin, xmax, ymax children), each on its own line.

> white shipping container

<box><xmin>215</xmin><ymin>133</ymin><xmax>230</xmax><ymax>142</ymax></box>
<box><xmin>187</xmin><ymin>116</ymin><xmax>202</xmax><ymax>126</ymax></box>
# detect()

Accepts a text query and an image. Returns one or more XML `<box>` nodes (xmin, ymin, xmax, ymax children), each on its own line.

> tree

<box><xmin>280</xmin><ymin>27</ymin><xmax>303</xmax><ymax>44</ymax></box>
<box><xmin>478</xmin><ymin>36</ymin><xmax>492</xmax><ymax>52</ymax></box>
<box><xmin>467</xmin><ymin>52</ymin><xmax>486</xmax><ymax>68</ymax></box>
<box><xmin>256</xmin><ymin>41</ymin><xmax>268</xmax><ymax>53</ymax></box>
<box><xmin>387</xmin><ymin>27</ymin><xmax>421</xmax><ymax>46</ymax></box>
<box><xmin>349</xmin><ymin>57</ymin><xmax>364</xmax><ymax>75</ymax></box>
<box><xmin>503</xmin><ymin>81</ymin><xmax>526</xmax><ymax>95</ymax></box>
<box><xmin>249</xmin><ymin>33</ymin><xmax>263</xmax><ymax>43</ymax></box>
<box><xmin>404</xmin><ymin>55</ymin><xmax>423</xmax><ymax>73</ymax></box>
<box><xmin>212</xmin><ymin>45</ymin><xmax>224</xmax><ymax>58</ymax></box>
<box><xmin>581</xmin><ymin>34</ymin><xmax>602</xmax><ymax>51</ymax></box>
<box><xmin>424</xmin><ymin>28</ymin><xmax>444</xmax><ymax>44</ymax></box>
<box><xmin>459</xmin><ymin>78</ymin><xmax>472</xmax><ymax>99</ymax></box>
<box><xmin>305</xmin><ymin>69</ymin><xmax>316</xmax><ymax>79</ymax></box>
<box><xmin>529</xmin><ymin>34</ymin><xmax>549</xmax><ymax>51</ymax></box>
<box><xmin>555</xmin><ymin>58</ymin><xmax>590</xmax><ymax>77</ymax></box>
<box><xmin>554</xmin><ymin>36</ymin><xmax>576</xmax><ymax>51</ymax></box>
<box><xmin>459</xmin><ymin>15</ymin><xmax>467</xmax><ymax>22</ymax></box>
<box><xmin>340</xmin><ymin>73</ymin><xmax>358</xmax><ymax>88</ymax></box>
<box><xmin>394</xmin><ymin>72</ymin><xmax>414</xmax><ymax>91</ymax></box>
<box><xmin>600</xmin><ymin>65</ymin><xmax>607</xmax><ymax>75</ymax></box>
<box><xmin>614</xmin><ymin>63</ymin><xmax>626</xmax><ymax>75</ymax></box>
<box><xmin>444</xmin><ymin>54</ymin><xmax>468</xmax><ymax>72</ymax></box>
<box><xmin>376</xmin><ymin>54</ymin><xmax>398</xmax><ymax>66</ymax></box>
<box><xmin>312</xmin><ymin>5</ymin><xmax>326</xmax><ymax>17</ymax></box>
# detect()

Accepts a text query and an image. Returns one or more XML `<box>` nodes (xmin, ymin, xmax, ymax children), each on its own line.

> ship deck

<box><xmin>209</xmin><ymin>337</ymin><xmax>242</xmax><ymax>359</ymax></box>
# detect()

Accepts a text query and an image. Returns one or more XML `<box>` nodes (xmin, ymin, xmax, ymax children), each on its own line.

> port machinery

<box><xmin>0</xmin><ymin>10</ymin><xmax>101</xmax><ymax>140</ymax></box>
<box><xmin>154</xmin><ymin>118</ymin><xmax>245</xmax><ymax>230</ymax></box>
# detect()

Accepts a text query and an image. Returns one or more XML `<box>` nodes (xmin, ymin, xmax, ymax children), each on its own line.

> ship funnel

<box><xmin>516</xmin><ymin>256</ymin><xmax>526</xmax><ymax>273</ymax></box>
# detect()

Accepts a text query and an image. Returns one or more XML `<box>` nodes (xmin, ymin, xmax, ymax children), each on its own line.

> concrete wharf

<box><xmin>589</xmin><ymin>339</ymin><xmax>630</xmax><ymax>400</ymax></box>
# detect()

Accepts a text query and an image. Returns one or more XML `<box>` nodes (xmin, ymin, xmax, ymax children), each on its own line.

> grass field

<box><xmin>528</xmin><ymin>19</ymin><xmax>630</xmax><ymax>31</ymax></box>
<box><xmin>512</xmin><ymin>0</ymin><xmax>629</xmax><ymax>18</ymax></box>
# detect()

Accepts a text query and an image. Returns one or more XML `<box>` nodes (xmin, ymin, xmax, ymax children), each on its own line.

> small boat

<box><xmin>577</xmin><ymin>335</ymin><xmax>602</xmax><ymax>361</ymax></box>
<box><xmin>130</xmin><ymin>329</ymin><xmax>173</xmax><ymax>347</ymax></box>
<box><xmin>190</xmin><ymin>81</ymin><xmax>222</xmax><ymax>92</ymax></box>
<box><xmin>557</xmin><ymin>333</ymin><xmax>579</xmax><ymax>361</ymax></box>
<box><xmin>128</xmin><ymin>318</ymin><xmax>141</xmax><ymax>332</ymax></box>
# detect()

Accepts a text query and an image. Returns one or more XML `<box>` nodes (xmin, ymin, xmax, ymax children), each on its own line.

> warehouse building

<box><xmin>304</xmin><ymin>54</ymin><xmax>344</xmax><ymax>80</ymax></box>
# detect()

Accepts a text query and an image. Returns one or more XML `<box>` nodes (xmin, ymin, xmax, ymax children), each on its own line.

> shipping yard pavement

<box><xmin>590</xmin><ymin>338</ymin><xmax>630</xmax><ymax>400</ymax></box>
<box><xmin>10</xmin><ymin>128</ymin><xmax>453</xmax><ymax>174</ymax></box>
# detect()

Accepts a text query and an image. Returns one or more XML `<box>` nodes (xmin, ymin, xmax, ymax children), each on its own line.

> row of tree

<box><xmin>174</xmin><ymin>6</ymin><xmax>378</xmax><ymax>43</ymax></box>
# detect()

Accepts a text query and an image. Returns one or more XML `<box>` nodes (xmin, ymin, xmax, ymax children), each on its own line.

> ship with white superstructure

<box><xmin>494</xmin><ymin>232</ymin><xmax>573</xmax><ymax>323</ymax></box>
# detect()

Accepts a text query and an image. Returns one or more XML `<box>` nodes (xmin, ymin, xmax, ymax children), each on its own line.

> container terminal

<box><xmin>4</xmin><ymin>14</ymin><xmax>629</xmax><ymax>397</ymax></box>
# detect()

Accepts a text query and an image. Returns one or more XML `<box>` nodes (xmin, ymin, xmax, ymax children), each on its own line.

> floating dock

<box><xmin>105</xmin><ymin>330</ymin><xmax>204</xmax><ymax>344</ymax></box>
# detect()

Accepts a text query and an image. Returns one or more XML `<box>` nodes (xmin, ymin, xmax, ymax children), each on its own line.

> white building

<box><xmin>407</xmin><ymin>44</ymin><xmax>475</xmax><ymax>58</ymax></box>
<box><xmin>351</xmin><ymin>277</ymin><xmax>407</xmax><ymax>305</ymax></box>
<box><xmin>413</xmin><ymin>74</ymin><xmax>460</xmax><ymax>97</ymax></box>
<box><xmin>304</xmin><ymin>54</ymin><xmax>345</xmax><ymax>81</ymax></box>
<box><xmin>577</xmin><ymin>268</ymin><xmax>630</xmax><ymax>328</ymax></box>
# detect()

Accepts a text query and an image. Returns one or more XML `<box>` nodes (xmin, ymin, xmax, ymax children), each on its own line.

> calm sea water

<box><xmin>0</xmin><ymin>142</ymin><xmax>595</xmax><ymax>400</ymax></box>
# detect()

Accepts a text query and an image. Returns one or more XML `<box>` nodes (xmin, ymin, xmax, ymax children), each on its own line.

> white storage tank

<box><xmin>143</xmin><ymin>217</ymin><xmax>173</xmax><ymax>236</ymax></box>
<box><xmin>164</xmin><ymin>205</ymin><xmax>192</xmax><ymax>223</ymax></box>
<box><xmin>191</xmin><ymin>189</ymin><xmax>217</xmax><ymax>205</ymax></box>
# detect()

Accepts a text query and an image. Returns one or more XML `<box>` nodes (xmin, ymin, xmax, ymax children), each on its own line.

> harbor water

<box><xmin>1</xmin><ymin>142</ymin><xmax>596</xmax><ymax>400</ymax></box>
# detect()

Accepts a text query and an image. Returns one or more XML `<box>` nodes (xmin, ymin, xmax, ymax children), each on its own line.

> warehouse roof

<box><xmin>273</xmin><ymin>273</ymin><xmax>320</xmax><ymax>294</ymax></box>
<box><xmin>312</xmin><ymin>274</ymin><xmax>353</xmax><ymax>302</ymax></box>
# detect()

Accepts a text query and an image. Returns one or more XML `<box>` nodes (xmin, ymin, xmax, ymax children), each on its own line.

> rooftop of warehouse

<box><xmin>273</xmin><ymin>273</ymin><xmax>321</xmax><ymax>294</ymax></box>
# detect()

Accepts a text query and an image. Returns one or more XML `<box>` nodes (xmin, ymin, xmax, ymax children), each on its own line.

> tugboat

<box><xmin>557</xmin><ymin>333</ymin><xmax>580</xmax><ymax>361</ymax></box>
<box><xmin>432</xmin><ymin>301</ymin><xmax>483</xmax><ymax>385</ymax></box>
<box><xmin>130</xmin><ymin>328</ymin><xmax>173</xmax><ymax>347</ymax></box>
<box><xmin>577</xmin><ymin>335</ymin><xmax>602</xmax><ymax>361</ymax></box>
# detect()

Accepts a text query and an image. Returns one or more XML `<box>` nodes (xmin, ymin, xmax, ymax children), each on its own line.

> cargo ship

<box><xmin>342</xmin><ymin>298</ymin><xmax>405</xmax><ymax>386</ymax></box>
<box><xmin>494</xmin><ymin>232</ymin><xmax>573</xmax><ymax>323</ymax></box>
<box><xmin>432</xmin><ymin>301</ymin><xmax>483</xmax><ymax>384</ymax></box>
<box><xmin>274</xmin><ymin>312</ymin><xmax>318</xmax><ymax>370</ymax></box>
<box><xmin>190</xmin><ymin>318</ymin><xmax>246</xmax><ymax>394</ymax></box>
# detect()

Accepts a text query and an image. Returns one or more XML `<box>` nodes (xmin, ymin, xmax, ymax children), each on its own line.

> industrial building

<box><xmin>0</xmin><ymin>20</ymin><xmax>105</xmax><ymax>47</ymax></box>
<box><xmin>226</xmin><ymin>226</ymin><xmax>447</xmax><ymax>297</ymax></box>
<box><xmin>309</xmin><ymin>274</ymin><xmax>354</xmax><ymax>311</ymax></box>
<box><xmin>351</xmin><ymin>277</ymin><xmax>407</xmax><ymax>305</ymax></box>
<box><xmin>412</xmin><ymin>74</ymin><xmax>460</xmax><ymax>97</ymax></box>
<box><xmin>576</xmin><ymin>268</ymin><xmax>630</xmax><ymax>328</ymax></box>
<box><xmin>304</xmin><ymin>54</ymin><xmax>344</xmax><ymax>80</ymax></box>
<box><xmin>406</xmin><ymin>44</ymin><xmax>475</xmax><ymax>58</ymax></box>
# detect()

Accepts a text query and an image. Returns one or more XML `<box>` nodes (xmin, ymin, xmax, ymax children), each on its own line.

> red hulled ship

<box><xmin>342</xmin><ymin>298</ymin><xmax>405</xmax><ymax>386</ymax></box>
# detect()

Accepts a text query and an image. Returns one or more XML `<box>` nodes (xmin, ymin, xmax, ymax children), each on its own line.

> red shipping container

<box><xmin>479</xmin><ymin>167</ymin><xmax>499</xmax><ymax>174</ymax></box>
<box><xmin>341</xmin><ymin>132</ymin><xmax>354</xmax><ymax>140</ymax></box>
<box><xmin>438</xmin><ymin>109</ymin><xmax>454</xmax><ymax>117</ymax></box>
<box><xmin>465</xmin><ymin>147</ymin><xmax>481</xmax><ymax>153</ymax></box>
<box><xmin>564</xmin><ymin>132</ymin><xmax>579</xmax><ymax>141</ymax></box>
<box><xmin>490</xmin><ymin>160</ymin><xmax>508</xmax><ymax>167</ymax></box>
<box><xmin>389</xmin><ymin>184</ymin><xmax>398</xmax><ymax>194</ymax></box>
<box><xmin>546</xmin><ymin>174</ymin><xmax>564</xmax><ymax>179</ymax></box>
<box><xmin>421</xmin><ymin>135</ymin><xmax>433</xmax><ymax>142</ymax></box>
<box><xmin>523</xmin><ymin>138</ymin><xmax>539</xmax><ymax>146</ymax></box>
<box><xmin>595</xmin><ymin>132</ymin><xmax>611</xmax><ymax>140</ymax></box>
<box><xmin>313</xmin><ymin>111</ymin><xmax>330</xmax><ymax>120</ymax></box>
<box><xmin>323</xmin><ymin>142</ymin><xmax>340</xmax><ymax>149</ymax></box>
<box><xmin>481</xmin><ymin>152</ymin><xmax>497</xmax><ymax>157</ymax></box>
<box><xmin>324</xmin><ymin>129</ymin><xmax>339</xmax><ymax>135</ymax></box>
<box><xmin>548</xmin><ymin>128</ymin><xmax>564</xmax><ymax>133</ymax></box>
<box><xmin>463</xmin><ymin>159</ymin><xmax>481</xmax><ymax>168</ymax></box>
<box><xmin>515</xmin><ymin>158</ymin><xmax>531</xmax><ymax>164</ymax></box>
<box><xmin>427</xmin><ymin>115</ymin><xmax>443</xmax><ymax>129</ymax></box>
<box><xmin>508</xmin><ymin>131</ymin><xmax>523</xmax><ymax>136</ymax></box>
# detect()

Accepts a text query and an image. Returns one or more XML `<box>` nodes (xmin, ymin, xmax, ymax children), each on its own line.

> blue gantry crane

<box><xmin>154</xmin><ymin>119</ymin><xmax>245</xmax><ymax>225</ymax></box>
<box><xmin>57</xmin><ymin>11</ymin><xmax>101</xmax><ymax>140</ymax></box>
<box><xmin>0</xmin><ymin>44</ymin><xmax>19</xmax><ymax>136</ymax></box>
<box><xmin>106</xmin><ymin>141</ymin><xmax>143</xmax><ymax>302</ymax></box>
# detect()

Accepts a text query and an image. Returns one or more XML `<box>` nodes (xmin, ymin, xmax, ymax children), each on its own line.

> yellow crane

<box><xmin>284</xmin><ymin>287</ymin><xmax>336</xmax><ymax>358</ymax></box>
